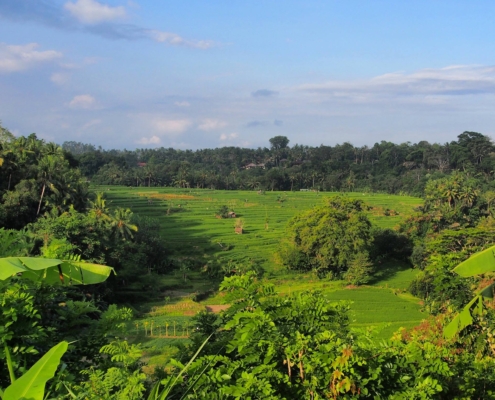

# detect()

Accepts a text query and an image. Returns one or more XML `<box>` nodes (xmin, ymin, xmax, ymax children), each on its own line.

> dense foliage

<box><xmin>0</xmin><ymin>132</ymin><xmax>85</xmax><ymax>230</ymax></box>
<box><xmin>160</xmin><ymin>273</ymin><xmax>495</xmax><ymax>399</ymax></box>
<box><xmin>62</xmin><ymin>131</ymin><xmax>495</xmax><ymax>197</ymax></box>
<box><xmin>279</xmin><ymin>196</ymin><xmax>373</xmax><ymax>278</ymax></box>
<box><xmin>4</xmin><ymin>120</ymin><xmax>495</xmax><ymax>398</ymax></box>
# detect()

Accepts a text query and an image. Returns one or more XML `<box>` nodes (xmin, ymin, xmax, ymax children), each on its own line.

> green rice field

<box><xmin>98</xmin><ymin>186</ymin><xmax>421</xmax><ymax>274</ymax></box>
<box><xmin>96</xmin><ymin>186</ymin><xmax>425</xmax><ymax>364</ymax></box>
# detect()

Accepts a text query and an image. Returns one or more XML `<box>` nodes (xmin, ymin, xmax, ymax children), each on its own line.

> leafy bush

<box><xmin>344</xmin><ymin>252</ymin><xmax>373</xmax><ymax>285</ymax></box>
<box><xmin>162</xmin><ymin>273</ymin><xmax>495</xmax><ymax>399</ymax></box>
<box><xmin>217</xmin><ymin>205</ymin><xmax>229</xmax><ymax>218</ymax></box>
<box><xmin>280</xmin><ymin>196</ymin><xmax>373</xmax><ymax>275</ymax></box>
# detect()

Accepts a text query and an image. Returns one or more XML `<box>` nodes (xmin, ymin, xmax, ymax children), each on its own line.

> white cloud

<box><xmin>81</xmin><ymin>119</ymin><xmax>101</xmax><ymax>130</ymax></box>
<box><xmin>148</xmin><ymin>30</ymin><xmax>214</xmax><ymax>49</ymax></box>
<box><xmin>219</xmin><ymin>132</ymin><xmax>238</xmax><ymax>141</ymax></box>
<box><xmin>64</xmin><ymin>0</ymin><xmax>126</xmax><ymax>24</ymax></box>
<box><xmin>51</xmin><ymin>72</ymin><xmax>70</xmax><ymax>85</ymax></box>
<box><xmin>83</xmin><ymin>57</ymin><xmax>99</xmax><ymax>65</ymax></box>
<box><xmin>0</xmin><ymin>43</ymin><xmax>62</xmax><ymax>73</ymax></box>
<box><xmin>151</xmin><ymin>118</ymin><xmax>192</xmax><ymax>135</ymax></box>
<box><xmin>174</xmin><ymin>101</ymin><xmax>190</xmax><ymax>107</ymax></box>
<box><xmin>298</xmin><ymin>65</ymin><xmax>495</xmax><ymax>100</ymax></box>
<box><xmin>198</xmin><ymin>118</ymin><xmax>227</xmax><ymax>131</ymax></box>
<box><xmin>59</xmin><ymin>62</ymin><xmax>78</xmax><ymax>69</ymax></box>
<box><xmin>69</xmin><ymin>94</ymin><xmax>96</xmax><ymax>109</ymax></box>
<box><xmin>137</xmin><ymin>135</ymin><xmax>161</xmax><ymax>145</ymax></box>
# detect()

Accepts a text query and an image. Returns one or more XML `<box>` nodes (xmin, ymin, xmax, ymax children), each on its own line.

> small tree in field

<box><xmin>217</xmin><ymin>205</ymin><xmax>229</xmax><ymax>218</ymax></box>
<box><xmin>280</xmin><ymin>196</ymin><xmax>372</xmax><ymax>277</ymax></box>
<box><xmin>344</xmin><ymin>252</ymin><xmax>373</xmax><ymax>285</ymax></box>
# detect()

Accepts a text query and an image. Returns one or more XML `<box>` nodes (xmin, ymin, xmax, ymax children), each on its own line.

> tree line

<box><xmin>61</xmin><ymin>131</ymin><xmax>495</xmax><ymax>196</ymax></box>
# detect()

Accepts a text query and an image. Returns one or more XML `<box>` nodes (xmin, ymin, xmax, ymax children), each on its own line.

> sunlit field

<box><xmin>97</xmin><ymin>186</ymin><xmax>424</xmax><ymax>367</ymax></box>
<box><xmin>98</xmin><ymin>186</ymin><xmax>421</xmax><ymax>273</ymax></box>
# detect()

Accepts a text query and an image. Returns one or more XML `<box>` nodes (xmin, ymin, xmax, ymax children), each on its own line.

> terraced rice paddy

<box><xmin>97</xmin><ymin>186</ymin><xmax>425</xmax><ymax>362</ymax></box>
<box><xmin>98</xmin><ymin>186</ymin><xmax>421</xmax><ymax>273</ymax></box>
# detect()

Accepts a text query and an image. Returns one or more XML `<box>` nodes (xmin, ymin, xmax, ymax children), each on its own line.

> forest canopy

<box><xmin>57</xmin><ymin>131</ymin><xmax>495</xmax><ymax>197</ymax></box>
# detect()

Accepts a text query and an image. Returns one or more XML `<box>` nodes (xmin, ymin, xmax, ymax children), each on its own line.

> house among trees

<box><xmin>228</xmin><ymin>211</ymin><xmax>236</xmax><ymax>218</ymax></box>
<box><xmin>137</xmin><ymin>162</ymin><xmax>147</xmax><ymax>167</ymax></box>
<box><xmin>243</xmin><ymin>163</ymin><xmax>265</xmax><ymax>169</ymax></box>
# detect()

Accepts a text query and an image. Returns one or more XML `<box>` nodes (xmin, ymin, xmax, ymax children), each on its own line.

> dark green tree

<box><xmin>280</xmin><ymin>196</ymin><xmax>373</xmax><ymax>276</ymax></box>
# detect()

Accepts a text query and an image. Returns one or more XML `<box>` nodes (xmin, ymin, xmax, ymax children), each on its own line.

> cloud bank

<box><xmin>151</xmin><ymin>118</ymin><xmax>192</xmax><ymax>135</ymax></box>
<box><xmin>64</xmin><ymin>0</ymin><xmax>126</xmax><ymax>24</ymax></box>
<box><xmin>220</xmin><ymin>132</ymin><xmax>238</xmax><ymax>141</ymax></box>
<box><xmin>137</xmin><ymin>135</ymin><xmax>161</xmax><ymax>145</ymax></box>
<box><xmin>198</xmin><ymin>119</ymin><xmax>227</xmax><ymax>131</ymax></box>
<box><xmin>0</xmin><ymin>42</ymin><xmax>62</xmax><ymax>73</ymax></box>
<box><xmin>298</xmin><ymin>65</ymin><xmax>495</xmax><ymax>100</ymax></box>
<box><xmin>69</xmin><ymin>94</ymin><xmax>96</xmax><ymax>109</ymax></box>
<box><xmin>0</xmin><ymin>0</ymin><xmax>214</xmax><ymax>48</ymax></box>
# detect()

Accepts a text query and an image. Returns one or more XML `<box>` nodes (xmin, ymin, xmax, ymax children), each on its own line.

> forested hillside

<box><xmin>63</xmin><ymin>131</ymin><xmax>495</xmax><ymax>196</ymax></box>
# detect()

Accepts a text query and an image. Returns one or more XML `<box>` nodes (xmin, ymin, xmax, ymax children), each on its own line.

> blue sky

<box><xmin>1</xmin><ymin>1</ymin><xmax>495</xmax><ymax>149</ymax></box>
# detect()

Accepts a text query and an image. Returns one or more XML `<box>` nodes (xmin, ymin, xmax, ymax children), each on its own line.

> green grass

<box><xmin>97</xmin><ymin>186</ymin><xmax>424</xmax><ymax>344</ymax></box>
<box><xmin>98</xmin><ymin>186</ymin><xmax>421</xmax><ymax>274</ymax></box>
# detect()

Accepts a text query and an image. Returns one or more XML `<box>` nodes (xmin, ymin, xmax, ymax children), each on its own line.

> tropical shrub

<box><xmin>162</xmin><ymin>273</ymin><xmax>495</xmax><ymax>399</ymax></box>
<box><xmin>280</xmin><ymin>196</ymin><xmax>373</xmax><ymax>277</ymax></box>
<box><xmin>344</xmin><ymin>252</ymin><xmax>373</xmax><ymax>285</ymax></box>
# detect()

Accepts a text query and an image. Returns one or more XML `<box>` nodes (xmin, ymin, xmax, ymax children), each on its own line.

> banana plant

<box><xmin>0</xmin><ymin>256</ymin><xmax>114</xmax><ymax>285</ymax></box>
<box><xmin>0</xmin><ymin>257</ymin><xmax>114</xmax><ymax>398</ymax></box>
<box><xmin>444</xmin><ymin>244</ymin><xmax>495</xmax><ymax>339</ymax></box>
<box><xmin>1</xmin><ymin>342</ymin><xmax>68</xmax><ymax>400</ymax></box>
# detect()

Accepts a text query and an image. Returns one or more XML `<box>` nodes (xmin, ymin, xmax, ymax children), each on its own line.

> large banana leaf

<box><xmin>444</xmin><ymin>245</ymin><xmax>495</xmax><ymax>338</ymax></box>
<box><xmin>0</xmin><ymin>257</ymin><xmax>114</xmax><ymax>285</ymax></box>
<box><xmin>3</xmin><ymin>341</ymin><xmax>68</xmax><ymax>400</ymax></box>
<box><xmin>444</xmin><ymin>296</ymin><xmax>480</xmax><ymax>339</ymax></box>
<box><xmin>453</xmin><ymin>244</ymin><xmax>495</xmax><ymax>277</ymax></box>
<box><xmin>479</xmin><ymin>281</ymin><xmax>495</xmax><ymax>299</ymax></box>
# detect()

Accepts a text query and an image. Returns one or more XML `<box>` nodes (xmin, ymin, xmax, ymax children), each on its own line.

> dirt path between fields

<box><xmin>206</xmin><ymin>305</ymin><xmax>230</xmax><ymax>313</ymax></box>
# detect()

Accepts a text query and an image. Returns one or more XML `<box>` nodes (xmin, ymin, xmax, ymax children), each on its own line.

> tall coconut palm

<box><xmin>230</xmin><ymin>167</ymin><xmax>239</xmax><ymax>189</ymax></box>
<box><xmin>132</xmin><ymin>168</ymin><xmax>144</xmax><ymax>187</ymax></box>
<box><xmin>176</xmin><ymin>165</ymin><xmax>190</xmax><ymax>188</ymax></box>
<box><xmin>198</xmin><ymin>170</ymin><xmax>208</xmax><ymax>189</ymax></box>
<box><xmin>484</xmin><ymin>191</ymin><xmax>495</xmax><ymax>217</ymax></box>
<box><xmin>110</xmin><ymin>207</ymin><xmax>138</xmax><ymax>241</ymax></box>
<box><xmin>0</xmin><ymin>145</ymin><xmax>17</xmax><ymax>190</ymax></box>
<box><xmin>143</xmin><ymin>165</ymin><xmax>155</xmax><ymax>187</ymax></box>
<box><xmin>442</xmin><ymin>183</ymin><xmax>459</xmax><ymax>208</ymax></box>
<box><xmin>459</xmin><ymin>185</ymin><xmax>479</xmax><ymax>208</ymax></box>
<box><xmin>288</xmin><ymin>174</ymin><xmax>297</xmax><ymax>191</ymax></box>
<box><xmin>37</xmin><ymin>155</ymin><xmax>61</xmax><ymax>215</ymax></box>
<box><xmin>42</xmin><ymin>142</ymin><xmax>64</xmax><ymax>158</ymax></box>
<box><xmin>247</xmin><ymin>179</ymin><xmax>260</xmax><ymax>191</ymax></box>
<box><xmin>345</xmin><ymin>172</ymin><xmax>355</xmax><ymax>192</ymax></box>
<box><xmin>13</xmin><ymin>136</ymin><xmax>34</xmax><ymax>164</ymax></box>
<box><xmin>88</xmin><ymin>192</ymin><xmax>111</xmax><ymax>222</ymax></box>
